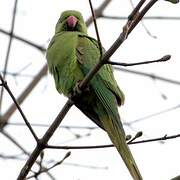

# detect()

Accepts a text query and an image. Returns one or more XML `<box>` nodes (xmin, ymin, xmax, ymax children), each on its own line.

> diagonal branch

<box><xmin>0</xmin><ymin>0</ymin><xmax>18</xmax><ymax>111</ymax></box>
<box><xmin>88</xmin><ymin>0</ymin><xmax>103</xmax><ymax>57</ymax></box>
<box><xmin>114</xmin><ymin>67</ymin><xmax>180</xmax><ymax>86</ymax></box>
<box><xmin>1</xmin><ymin>130</ymin><xmax>55</xmax><ymax>180</ymax></box>
<box><xmin>26</xmin><ymin>152</ymin><xmax>71</xmax><ymax>179</ymax></box>
<box><xmin>0</xmin><ymin>28</ymin><xmax>46</xmax><ymax>52</ymax></box>
<box><xmin>86</xmin><ymin>0</ymin><xmax>112</xmax><ymax>26</ymax></box>
<box><xmin>0</xmin><ymin>74</ymin><xmax>38</xmax><ymax>141</ymax></box>
<box><xmin>2</xmin><ymin>65</ymin><xmax>48</xmax><ymax>126</ymax></box>
<box><xmin>17</xmin><ymin>99</ymin><xmax>73</xmax><ymax>180</ymax></box>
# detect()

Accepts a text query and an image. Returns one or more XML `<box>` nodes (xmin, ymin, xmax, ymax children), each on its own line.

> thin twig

<box><xmin>88</xmin><ymin>0</ymin><xmax>103</xmax><ymax>57</ymax></box>
<box><xmin>101</xmin><ymin>15</ymin><xmax>180</xmax><ymax>20</ymax></box>
<box><xmin>1</xmin><ymin>130</ymin><xmax>55</xmax><ymax>180</ymax></box>
<box><xmin>0</xmin><ymin>70</ymin><xmax>34</xmax><ymax>78</ymax></box>
<box><xmin>0</xmin><ymin>28</ymin><xmax>46</xmax><ymax>52</ymax></box>
<box><xmin>17</xmin><ymin>99</ymin><xmax>73</xmax><ymax>180</ymax></box>
<box><xmin>129</xmin><ymin>0</ymin><xmax>157</xmax><ymax>38</ymax></box>
<box><xmin>45</xmin><ymin>133</ymin><xmax>180</xmax><ymax>150</ymax></box>
<box><xmin>108</xmin><ymin>55</ymin><xmax>170</xmax><ymax>66</ymax></box>
<box><xmin>7</xmin><ymin>122</ymin><xmax>98</xmax><ymax>129</ymax></box>
<box><xmin>2</xmin><ymin>65</ymin><xmax>48</xmax><ymax>127</ymax></box>
<box><xmin>0</xmin><ymin>153</ymin><xmax>24</xmax><ymax>160</ymax></box>
<box><xmin>0</xmin><ymin>0</ymin><xmax>18</xmax><ymax>111</ymax></box>
<box><xmin>114</xmin><ymin>67</ymin><xmax>180</xmax><ymax>85</ymax></box>
<box><xmin>63</xmin><ymin>162</ymin><xmax>108</xmax><ymax>170</ymax></box>
<box><xmin>26</xmin><ymin>152</ymin><xmax>71</xmax><ymax>179</ymax></box>
<box><xmin>128</xmin><ymin>0</ymin><xmax>146</xmax><ymax>20</ymax></box>
<box><xmin>86</xmin><ymin>0</ymin><xmax>112</xmax><ymax>26</ymax></box>
<box><xmin>125</xmin><ymin>104</ymin><xmax>180</xmax><ymax>125</ymax></box>
<box><xmin>0</xmin><ymin>74</ymin><xmax>39</xmax><ymax>142</ymax></box>
<box><xmin>127</xmin><ymin>0</ymin><xmax>159</xmax><ymax>36</ymax></box>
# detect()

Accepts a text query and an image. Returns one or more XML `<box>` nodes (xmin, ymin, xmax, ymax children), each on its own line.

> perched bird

<box><xmin>46</xmin><ymin>10</ymin><xmax>142</xmax><ymax>180</ymax></box>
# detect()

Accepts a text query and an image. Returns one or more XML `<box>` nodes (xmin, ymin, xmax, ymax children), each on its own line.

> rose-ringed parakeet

<box><xmin>46</xmin><ymin>10</ymin><xmax>142</xmax><ymax>180</ymax></box>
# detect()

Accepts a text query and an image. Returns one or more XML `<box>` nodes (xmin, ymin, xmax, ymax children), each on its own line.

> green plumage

<box><xmin>46</xmin><ymin>10</ymin><xmax>142</xmax><ymax>180</ymax></box>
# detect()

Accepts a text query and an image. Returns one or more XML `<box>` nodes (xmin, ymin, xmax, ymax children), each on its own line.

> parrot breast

<box><xmin>46</xmin><ymin>32</ymin><xmax>84</xmax><ymax>96</ymax></box>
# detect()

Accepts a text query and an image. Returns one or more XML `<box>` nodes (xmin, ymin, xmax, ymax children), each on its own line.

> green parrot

<box><xmin>46</xmin><ymin>10</ymin><xmax>142</xmax><ymax>180</ymax></box>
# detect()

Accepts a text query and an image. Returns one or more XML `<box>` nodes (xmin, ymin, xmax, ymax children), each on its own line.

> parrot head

<box><xmin>55</xmin><ymin>10</ymin><xmax>87</xmax><ymax>34</ymax></box>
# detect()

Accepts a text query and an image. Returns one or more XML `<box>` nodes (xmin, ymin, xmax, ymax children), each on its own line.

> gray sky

<box><xmin>0</xmin><ymin>0</ymin><xmax>180</xmax><ymax>179</ymax></box>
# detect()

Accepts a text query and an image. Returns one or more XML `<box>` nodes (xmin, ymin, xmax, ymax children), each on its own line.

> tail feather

<box><xmin>101</xmin><ymin>115</ymin><xmax>143</xmax><ymax>180</ymax></box>
<box><xmin>89</xmin><ymin>75</ymin><xmax>142</xmax><ymax>179</ymax></box>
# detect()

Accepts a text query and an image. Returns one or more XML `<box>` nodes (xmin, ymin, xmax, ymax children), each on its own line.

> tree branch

<box><xmin>17</xmin><ymin>99</ymin><xmax>73</xmax><ymax>180</ymax></box>
<box><xmin>0</xmin><ymin>28</ymin><xmax>46</xmax><ymax>52</ymax></box>
<box><xmin>114</xmin><ymin>67</ymin><xmax>180</xmax><ymax>85</ymax></box>
<box><xmin>107</xmin><ymin>55</ymin><xmax>171</xmax><ymax>66</ymax></box>
<box><xmin>88</xmin><ymin>0</ymin><xmax>103</xmax><ymax>57</ymax></box>
<box><xmin>101</xmin><ymin>15</ymin><xmax>180</xmax><ymax>20</ymax></box>
<box><xmin>45</xmin><ymin>133</ymin><xmax>180</xmax><ymax>150</ymax></box>
<box><xmin>1</xmin><ymin>130</ymin><xmax>55</xmax><ymax>180</ymax></box>
<box><xmin>2</xmin><ymin>65</ymin><xmax>48</xmax><ymax>126</ymax></box>
<box><xmin>0</xmin><ymin>0</ymin><xmax>18</xmax><ymax>111</ymax></box>
<box><xmin>0</xmin><ymin>74</ymin><xmax>38</xmax><ymax>141</ymax></box>
<box><xmin>86</xmin><ymin>0</ymin><xmax>112</xmax><ymax>26</ymax></box>
<box><xmin>26</xmin><ymin>152</ymin><xmax>71</xmax><ymax>179</ymax></box>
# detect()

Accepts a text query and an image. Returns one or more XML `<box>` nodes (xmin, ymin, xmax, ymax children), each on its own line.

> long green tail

<box><xmin>101</xmin><ymin>115</ymin><xmax>142</xmax><ymax>180</ymax></box>
<box><xmin>89</xmin><ymin>74</ymin><xmax>143</xmax><ymax>179</ymax></box>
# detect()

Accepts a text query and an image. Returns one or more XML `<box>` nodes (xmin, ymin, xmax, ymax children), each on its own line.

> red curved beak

<box><xmin>66</xmin><ymin>15</ymin><xmax>78</xmax><ymax>29</ymax></box>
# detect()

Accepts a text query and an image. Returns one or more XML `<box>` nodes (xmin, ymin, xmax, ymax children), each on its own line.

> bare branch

<box><xmin>0</xmin><ymin>28</ymin><xmax>46</xmax><ymax>52</ymax></box>
<box><xmin>107</xmin><ymin>55</ymin><xmax>171</xmax><ymax>66</ymax></box>
<box><xmin>45</xmin><ymin>133</ymin><xmax>180</xmax><ymax>150</ymax></box>
<box><xmin>1</xmin><ymin>130</ymin><xmax>55</xmax><ymax>179</ymax></box>
<box><xmin>2</xmin><ymin>65</ymin><xmax>48</xmax><ymax>127</ymax></box>
<box><xmin>7</xmin><ymin>122</ymin><xmax>98</xmax><ymax>130</ymax></box>
<box><xmin>0</xmin><ymin>74</ymin><xmax>38</xmax><ymax>141</ymax></box>
<box><xmin>86</xmin><ymin>0</ymin><xmax>112</xmax><ymax>26</ymax></box>
<box><xmin>0</xmin><ymin>0</ymin><xmax>18</xmax><ymax>111</ymax></box>
<box><xmin>26</xmin><ymin>152</ymin><xmax>71</xmax><ymax>179</ymax></box>
<box><xmin>88</xmin><ymin>0</ymin><xmax>103</xmax><ymax>57</ymax></box>
<box><xmin>127</xmin><ymin>0</ymin><xmax>159</xmax><ymax>36</ymax></box>
<box><xmin>124</xmin><ymin>104</ymin><xmax>180</xmax><ymax>125</ymax></box>
<box><xmin>17</xmin><ymin>99</ymin><xmax>73</xmax><ymax>180</ymax></box>
<box><xmin>101</xmin><ymin>15</ymin><xmax>180</xmax><ymax>20</ymax></box>
<box><xmin>114</xmin><ymin>67</ymin><xmax>180</xmax><ymax>85</ymax></box>
<box><xmin>129</xmin><ymin>0</ymin><xmax>157</xmax><ymax>38</ymax></box>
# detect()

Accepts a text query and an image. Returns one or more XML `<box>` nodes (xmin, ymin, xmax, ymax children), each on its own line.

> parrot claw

<box><xmin>72</xmin><ymin>80</ymin><xmax>90</xmax><ymax>97</ymax></box>
<box><xmin>74</xmin><ymin>81</ymin><xmax>82</xmax><ymax>95</ymax></box>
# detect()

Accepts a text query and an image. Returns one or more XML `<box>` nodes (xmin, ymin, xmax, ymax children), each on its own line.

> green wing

<box><xmin>76</xmin><ymin>34</ymin><xmax>142</xmax><ymax>180</ymax></box>
<box><xmin>76</xmin><ymin>33</ymin><xmax>125</xmax><ymax>134</ymax></box>
<box><xmin>76</xmin><ymin>34</ymin><xmax>125</xmax><ymax>106</ymax></box>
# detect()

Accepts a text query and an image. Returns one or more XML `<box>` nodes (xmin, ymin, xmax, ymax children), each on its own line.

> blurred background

<box><xmin>0</xmin><ymin>0</ymin><xmax>180</xmax><ymax>179</ymax></box>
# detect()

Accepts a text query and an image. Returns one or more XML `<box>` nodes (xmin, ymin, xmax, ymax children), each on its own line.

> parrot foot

<box><xmin>72</xmin><ymin>80</ymin><xmax>89</xmax><ymax>97</ymax></box>
<box><xmin>74</xmin><ymin>81</ymin><xmax>82</xmax><ymax>95</ymax></box>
